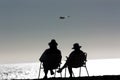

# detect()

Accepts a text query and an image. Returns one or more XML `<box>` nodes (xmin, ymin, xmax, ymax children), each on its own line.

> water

<box><xmin>0</xmin><ymin>63</ymin><xmax>40</xmax><ymax>79</ymax></box>
<box><xmin>0</xmin><ymin>59</ymin><xmax>120</xmax><ymax>79</ymax></box>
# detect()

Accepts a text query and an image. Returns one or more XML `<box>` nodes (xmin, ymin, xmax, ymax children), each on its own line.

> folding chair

<box><xmin>38</xmin><ymin>62</ymin><xmax>62</xmax><ymax>79</ymax></box>
<box><xmin>64</xmin><ymin>53</ymin><xmax>89</xmax><ymax>77</ymax></box>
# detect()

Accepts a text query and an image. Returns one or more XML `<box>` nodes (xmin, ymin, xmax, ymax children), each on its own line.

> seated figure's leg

<box><xmin>57</xmin><ymin>62</ymin><xmax>68</xmax><ymax>73</ymax></box>
<box><xmin>68</xmin><ymin>66</ymin><xmax>73</xmax><ymax>77</ymax></box>
<box><xmin>43</xmin><ymin>68</ymin><xmax>48</xmax><ymax>79</ymax></box>
<box><xmin>43</xmin><ymin>62</ymin><xmax>48</xmax><ymax>78</ymax></box>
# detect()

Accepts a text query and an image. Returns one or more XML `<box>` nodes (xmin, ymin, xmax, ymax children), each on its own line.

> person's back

<box><xmin>40</xmin><ymin>48</ymin><xmax>61</xmax><ymax>69</ymax></box>
<box><xmin>57</xmin><ymin>43</ymin><xmax>86</xmax><ymax>77</ymax></box>
<box><xmin>67</xmin><ymin>49</ymin><xmax>85</xmax><ymax>68</ymax></box>
<box><xmin>39</xmin><ymin>39</ymin><xmax>62</xmax><ymax>79</ymax></box>
<box><xmin>50</xmin><ymin>49</ymin><xmax>62</xmax><ymax>68</ymax></box>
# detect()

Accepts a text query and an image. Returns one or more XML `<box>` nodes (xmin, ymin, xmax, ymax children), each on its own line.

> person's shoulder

<box><xmin>69</xmin><ymin>51</ymin><xmax>75</xmax><ymax>56</ymax></box>
<box><xmin>80</xmin><ymin>50</ymin><xmax>84</xmax><ymax>53</ymax></box>
<box><xmin>45</xmin><ymin>48</ymin><xmax>50</xmax><ymax>51</ymax></box>
<box><xmin>56</xmin><ymin>49</ymin><xmax>61</xmax><ymax>52</ymax></box>
<box><xmin>43</xmin><ymin>48</ymin><xmax>50</xmax><ymax>53</ymax></box>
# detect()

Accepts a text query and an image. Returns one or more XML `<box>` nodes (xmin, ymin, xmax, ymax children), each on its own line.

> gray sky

<box><xmin>0</xmin><ymin>0</ymin><xmax>120</xmax><ymax>64</ymax></box>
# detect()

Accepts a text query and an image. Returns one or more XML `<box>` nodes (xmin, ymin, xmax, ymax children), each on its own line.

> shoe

<box><xmin>57</xmin><ymin>68</ymin><xmax>62</xmax><ymax>73</ymax></box>
<box><xmin>50</xmin><ymin>70</ymin><xmax>54</xmax><ymax>75</ymax></box>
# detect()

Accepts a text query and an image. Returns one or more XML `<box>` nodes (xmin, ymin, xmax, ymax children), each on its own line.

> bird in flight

<box><xmin>59</xmin><ymin>16</ymin><xmax>70</xmax><ymax>19</ymax></box>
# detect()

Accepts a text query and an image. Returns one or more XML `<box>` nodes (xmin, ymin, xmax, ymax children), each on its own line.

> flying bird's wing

<box><xmin>59</xmin><ymin>16</ymin><xmax>65</xmax><ymax>19</ymax></box>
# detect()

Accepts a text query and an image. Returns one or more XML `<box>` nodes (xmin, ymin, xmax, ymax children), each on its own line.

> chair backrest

<box><xmin>82</xmin><ymin>52</ymin><xmax>87</xmax><ymax>66</ymax></box>
<box><xmin>65</xmin><ymin>52</ymin><xmax>87</xmax><ymax>68</ymax></box>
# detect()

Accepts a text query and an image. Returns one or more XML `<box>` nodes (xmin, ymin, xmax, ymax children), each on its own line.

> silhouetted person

<box><xmin>57</xmin><ymin>43</ymin><xmax>86</xmax><ymax>77</ymax></box>
<box><xmin>39</xmin><ymin>39</ymin><xmax>62</xmax><ymax>79</ymax></box>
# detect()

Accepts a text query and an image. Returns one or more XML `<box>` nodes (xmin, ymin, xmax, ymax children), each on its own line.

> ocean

<box><xmin>0</xmin><ymin>59</ymin><xmax>120</xmax><ymax>79</ymax></box>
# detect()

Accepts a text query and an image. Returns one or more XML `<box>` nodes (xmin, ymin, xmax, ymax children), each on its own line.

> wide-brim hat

<box><xmin>72</xmin><ymin>43</ymin><xmax>81</xmax><ymax>49</ymax></box>
<box><xmin>48</xmin><ymin>39</ymin><xmax>58</xmax><ymax>46</ymax></box>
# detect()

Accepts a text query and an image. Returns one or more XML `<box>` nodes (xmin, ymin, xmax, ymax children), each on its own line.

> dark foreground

<box><xmin>12</xmin><ymin>75</ymin><xmax>120</xmax><ymax>80</ymax></box>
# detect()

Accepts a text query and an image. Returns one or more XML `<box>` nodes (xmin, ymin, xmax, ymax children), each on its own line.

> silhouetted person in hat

<box><xmin>57</xmin><ymin>43</ymin><xmax>86</xmax><ymax>77</ymax></box>
<box><xmin>39</xmin><ymin>39</ymin><xmax>62</xmax><ymax>79</ymax></box>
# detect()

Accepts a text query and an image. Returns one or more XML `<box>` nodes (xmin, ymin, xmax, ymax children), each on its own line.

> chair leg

<box><xmin>85</xmin><ymin>66</ymin><xmax>89</xmax><ymax>76</ymax></box>
<box><xmin>72</xmin><ymin>71</ymin><xmax>75</xmax><ymax>77</ymax></box>
<box><xmin>54</xmin><ymin>69</ymin><xmax>56</xmax><ymax>77</ymax></box>
<box><xmin>60</xmin><ymin>71</ymin><xmax>62</xmax><ymax>77</ymax></box>
<box><xmin>79</xmin><ymin>67</ymin><xmax>81</xmax><ymax>77</ymax></box>
<box><xmin>38</xmin><ymin>63</ymin><xmax>42</xmax><ymax>79</ymax></box>
<box><xmin>65</xmin><ymin>67</ymin><xmax>67</xmax><ymax>77</ymax></box>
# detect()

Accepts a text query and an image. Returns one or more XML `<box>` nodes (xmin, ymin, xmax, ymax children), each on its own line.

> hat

<box><xmin>72</xmin><ymin>43</ymin><xmax>81</xmax><ymax>49</ymax></box>
<box><xmin>48</xmin><ymin>39</ymin><xmax>58</xmax><ymax>46</ymax></box>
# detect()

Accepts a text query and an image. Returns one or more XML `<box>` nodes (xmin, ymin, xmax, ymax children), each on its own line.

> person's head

<box><xmin>48</xmin><ymin>39</ymin><xmax>58</xmax><ymax>49</ymax></box>
<box><xmin>72</xmin><ymin>43</ymin><xmax>81</xmax><ymax>50</ymax></box>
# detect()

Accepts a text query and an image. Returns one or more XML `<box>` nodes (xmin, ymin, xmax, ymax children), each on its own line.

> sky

<box><xmin>0</xmin><ymin>0</ymin><xmax>120</xmax><ymax>64</ymax></box>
